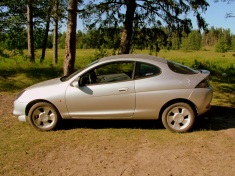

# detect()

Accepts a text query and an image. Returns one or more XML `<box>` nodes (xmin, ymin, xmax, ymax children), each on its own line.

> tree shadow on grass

<box><xmin>59</xmin><ymin>106</ymin><xmax>235</xmax><ymax>132</ymax></box>
<box><xmin>0</xmin><ymin>67</ymin><xmax>62</xmax><ymax>92</ymax></box>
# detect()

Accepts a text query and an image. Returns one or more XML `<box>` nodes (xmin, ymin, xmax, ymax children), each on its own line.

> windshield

<box><xmin>60</xmin><ymin>59</ymin><xmax>100</xmax><ymax>82</ymax></box>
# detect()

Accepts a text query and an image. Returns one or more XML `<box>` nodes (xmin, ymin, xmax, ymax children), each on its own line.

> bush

<box><xmin>191</xmin><ymin>59</ymin><xmax>235</xmax><ymax>83</ymax></box>
<box><xmin>215</xmin><ymin>39</ymin><xmax>230</xmax><ymax>53</ymax></box>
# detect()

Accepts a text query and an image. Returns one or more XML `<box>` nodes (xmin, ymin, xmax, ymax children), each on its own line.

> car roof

<box><xmin>99</xmin><ymin>54</ymin><xmax>168</xmax><ymax>64</ymax></box>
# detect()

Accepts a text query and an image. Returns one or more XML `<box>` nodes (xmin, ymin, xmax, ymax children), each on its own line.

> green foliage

<box><xmin>181</xmin><ymin>30</ymin><xmax>202</xmax><ymax>50</ymax></box>
<box><xmin>75</xmin><ymin>28</ymin><xmax>121</xmax><ymax>50</ymax></box>
<box><xmin>214</xmin><ymin>28</ymin><xmax>232</xmax><ymax>53</ymax></box>
<box><xmin>0</xmin><ymin>48</ymin><xmax>9</xmax><ymax>58</ymax></box>
<box><xmin>0</xmin><ymin>0</ymin><xmax>68</xmax><ymax>61</ymax></box>
<box><xmin>215</xmin><ymin>39</ymin><xmax>230</xmax><ymax>52</ymax></box>
<box><xmin>92</xmin><ymin>46</ymin><xmax>111</xmax><ymax>59</ymax></box>
<box><xmin>231</xmin><ymin>36</ymin><xmax>235</xmax><ymax>51</ymax></box>
<box><xmin>192</xmin><ymin>59</ymin><xmax>235</xmax><ymax>83</ymax></box>
<box><xmin>171</xmin><ymin>32</ymin><xmax>180</xmax><ymax>50</ymax></box>
<box><xmin>80</xmin><ymin>0</ymin><xmax>209</xmax><ymax>54</ymax></box>
<box><xmin>58</xmin><ymin>32</ymin><xmax>66</xmax><ymax>49</ymax></box>
<box><xmin>202</xmin><ymin>28</ymin><xmax>232</xmax><ymax>51</ymax></box>
<box><xmin>57</xmin><ymin>27</ymin><xmax>235</xmax><ymax>54</ymax></box>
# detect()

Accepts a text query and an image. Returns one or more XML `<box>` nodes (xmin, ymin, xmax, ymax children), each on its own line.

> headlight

<box><xmin>15</xmin><ymin>90</ymin><xmax>25</xmax><ymax>100</ymax></box>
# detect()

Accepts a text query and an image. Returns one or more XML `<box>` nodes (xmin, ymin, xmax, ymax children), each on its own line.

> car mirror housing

<box><xmin>71</xmin><ymin>80</ymin><xmax>79</xmax><ymax>87</ymax></box>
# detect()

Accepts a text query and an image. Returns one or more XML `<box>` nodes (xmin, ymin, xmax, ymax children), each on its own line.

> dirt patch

<box><xmin>23</xmin><ymin>132</ymin><xmax>235</xmax><ymax>176</ymax></box>
<box><xmin>1</xmin><ymin>92</ymin><xmax>235</xmax><ymax>176</ymax></box>
<box><xmin>0</xmin><ymin>92</ymin><xmax>15</xmax><ymax>118</ymax></box>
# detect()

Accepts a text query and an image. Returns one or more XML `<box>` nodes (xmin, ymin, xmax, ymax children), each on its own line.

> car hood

<box><xmin>26</xmin><ymin>78</ymin><xmax>62</xmax><ymax>90</ymax></box>
<box><xmin>18</xmin><ymin>77</ymin><xmax>66</xmax><ymax>103</ymax></box>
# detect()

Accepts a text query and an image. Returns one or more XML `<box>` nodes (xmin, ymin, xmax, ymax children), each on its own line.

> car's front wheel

<box><xmin>28</xmin><ymin>102</ymin><xmax>61</xmax><ymax>131</ymax></box>
<box><xmin>162</xmin><ymin>102</ymin><xmax>195</xmax><ymax>133</ymax></box>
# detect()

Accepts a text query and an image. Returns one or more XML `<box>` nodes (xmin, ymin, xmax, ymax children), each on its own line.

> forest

<box><xmin>59</xmin><ymin>27</ymin><xmax>235</xmax><ymax>52</ymax></box>
<box><xmin>0</xmin><ymin>0</ymin><xmax>234</xmax><ymax>74</ymax></box>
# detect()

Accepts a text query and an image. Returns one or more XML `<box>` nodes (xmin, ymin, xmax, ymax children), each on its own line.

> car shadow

<box><xmin>194</xmin><ymin>105</ymin><xmax>235</xmax><ymax>131</ymax></box>
<box><xmin>59</xmin><ymin>119</ymin><xmax>165</xmax><ymax>130</ymax></box>
<box><xmin>59</xmin><ymin>105</ymin><xmax>235</xmax><ymax>132</ymax></box>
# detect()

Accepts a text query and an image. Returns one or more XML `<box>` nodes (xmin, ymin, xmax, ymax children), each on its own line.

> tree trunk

<box><xmin>27</xmin><ymin>0</ymin><xmax>35</xmax><ymax>62</ymax></box>
<box><xmin>118</xmin><ymin>0</ymin><xmax>136</xmax><ymax>54</ymax></box>
<box><xmin>64</xmin><ymin>0</ymin><xmax>78</xmax><ymax>76</ymax></box>
<box><xmin>53</xmin><ymin>0</ymin><xmax>58</xmax><ymax>64</ymax></box>
<box><xmin>40</xmin><ymin>14</ymin><xmax>51</xmax><ymax>63</ymax></box>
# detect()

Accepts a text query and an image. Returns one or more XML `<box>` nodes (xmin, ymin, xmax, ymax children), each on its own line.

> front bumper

<box><xmin>18</xmin><ymin>115</ymin><xmax>27</xmax><ymax>122</ymax></box>
<box><xmin>13</xmin><ymin>100</ymin><xmax>27</xmax><ymax>122</ymax></box>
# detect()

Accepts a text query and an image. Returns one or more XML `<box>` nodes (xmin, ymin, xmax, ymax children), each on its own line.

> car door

<box><xmin>65</xmin><ymin>61</ymin><xmax>135</xmax><ymax>119</ymax></box>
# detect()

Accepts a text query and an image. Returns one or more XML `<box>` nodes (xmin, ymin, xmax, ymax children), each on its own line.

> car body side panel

<box><xmin>133</xmin><ymin>89</ymin><xmax>194</xmax><ymax>119</ymax></box>
<box><xmin>65</xmin><ymin>80</ymin><xmax>135</xmax><ymax>118</ymax></box>
<box><xmin>133</xmin><ymin>75</ymin><xmax>194</xmax><ymax>119</ymax></box>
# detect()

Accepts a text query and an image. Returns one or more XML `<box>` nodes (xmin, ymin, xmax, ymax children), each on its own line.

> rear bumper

<box><xmin>189</xmin><ymin>86</ymin><xmax>213</xmax><ymax>115</ymax></box>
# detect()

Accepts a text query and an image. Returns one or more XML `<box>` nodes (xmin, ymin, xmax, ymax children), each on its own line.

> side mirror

<box><xmin>70</xmin><ymin>76</ymin><xmax>81</xmax><ymax>88</ymax></box>
<box><xmin>71</xmin><ymin>80</ymin><xmax>79</xmax><ymax>87</ymax></box>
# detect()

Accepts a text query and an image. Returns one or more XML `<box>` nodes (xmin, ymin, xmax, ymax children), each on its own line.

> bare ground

<box><xmin>1</xmin><ymin>92</ymin><xmax>235</xmax><ymax>176</ymax></box>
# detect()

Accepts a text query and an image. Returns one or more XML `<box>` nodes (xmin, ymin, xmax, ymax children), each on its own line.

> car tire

<box><xmin>162</xmin><ymin>102</ymin><xmax>195</xmax><ymax>133</ymax></box>
<box><xmin>28</xmin><ymin>102</ymin><xmax>61</xmax><ymax>131</ymax></box>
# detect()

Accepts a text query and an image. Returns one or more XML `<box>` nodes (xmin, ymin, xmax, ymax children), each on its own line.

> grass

<box><xmin>1</xmin><ymin>116</ymin><xmax>234</xmax><ymax>175</ymax></box>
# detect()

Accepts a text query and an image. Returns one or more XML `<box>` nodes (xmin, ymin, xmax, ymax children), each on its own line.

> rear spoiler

<box><xmin>197</xmin><ymin>69</ymin><xmax>210</xmax><ymax>75</ymax></box>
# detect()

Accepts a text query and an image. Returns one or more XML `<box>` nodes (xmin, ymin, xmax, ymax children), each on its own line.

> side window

<box><xmin>80</xmin><ymin>61</ymin><xmax>134</xmax><ymax>85</ymax></box>
<box><xmin>135</xmin><ymin>62</ymin><xmax>161</xmax><ymax>79</ymax></box>
<box><xmin>167</xmin><ymin>61</ymin><xmax>198</xmax><ymax>74</ymax></box>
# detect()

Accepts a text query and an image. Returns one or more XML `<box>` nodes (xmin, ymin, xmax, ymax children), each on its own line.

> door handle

<box><xmin>118</xmin><ymin>88</ymin><xmax>128</xmax><ymax>92</ymax></box>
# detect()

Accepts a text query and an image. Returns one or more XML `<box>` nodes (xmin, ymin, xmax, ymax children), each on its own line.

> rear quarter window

<box><xmin>167</xmin><ymin>61</ymin><xmax>198</xmax><ymax>74</ymax></box>
<box><xmin>135</xmin><ymin>62</ymin><xmax>161</xmax><ymax>79</ymax></box>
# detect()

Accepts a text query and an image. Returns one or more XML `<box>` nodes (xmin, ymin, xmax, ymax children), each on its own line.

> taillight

<box><xmin>195</xmin><ymin>79</ymin><xmax>210</xmax><ymax>88</ymax></box>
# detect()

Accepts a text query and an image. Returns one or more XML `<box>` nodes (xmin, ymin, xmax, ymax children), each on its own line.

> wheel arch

<box><xmin>159</xmin><ymin>98</ymin><xmax>198</xmax><ymax>120</ymax></box>
<box><xmin>25</xmin><ymin>99</ymin><xmax>58</xmax><ymax>116</ymax></box>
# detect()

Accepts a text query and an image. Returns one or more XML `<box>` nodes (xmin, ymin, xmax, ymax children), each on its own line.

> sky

<box><xmin>191</xmin><ymin>0</ymin><xmax>235</xmax><ymax>34</ymax></box>
<box><xmin>75</xmin><ymin>1</ymin><xmax>235</xmax><ymax>34</ymax></box>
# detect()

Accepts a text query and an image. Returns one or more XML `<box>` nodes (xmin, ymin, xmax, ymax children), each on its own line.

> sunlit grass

<box><xmin>134</xmin><ymin>49</ymin><xmax>235</xmax><ymax>69</ymax></box>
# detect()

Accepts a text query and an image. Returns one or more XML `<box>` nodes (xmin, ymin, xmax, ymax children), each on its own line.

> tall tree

<box><xmin>0</xmin><ymin>1</ymin><xmax>27</xmax><ymax>57</ymax></box>
<box><xmin>118</xmin><ymin>0</ymin><xmax>136</xmax><ymax>54</ymax></box>
<box><xmin>27</xmin><ymin>0</ymin><xmax>35</xmax><ymax>62</ymax></box>
<box><xmin>80</xmin><ymin>0</ymin><xmax>209</xmax><ymax>54</ymax></box>
<box><xmin>64</xmin><ymin>0</ymin><xmax>78</xmax><ymax>76</ymax></box>
<box><xmin>1</xmin><ymin>0</ymin><xmax>67</xmax><ymax>62</ymax></box>
<box><xmin>53</xmin><ymin>0</ymin><xmax>59</xmax><ymax>64</ymax></box>
<box><xmin>40</xmin><ymin>0</ymin><xmax>53</xmax><ymax>63</ymax></box>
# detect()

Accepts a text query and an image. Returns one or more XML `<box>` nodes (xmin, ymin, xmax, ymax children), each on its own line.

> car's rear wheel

<box><xmin>28</xmin><ymin>102</ymin><xmax>61</xmax><ymax>131</ymax></box>
<box><xmin>162</xmin><ymin>102</ymin><xmax>195</xmax><ymax>133</ymax></box>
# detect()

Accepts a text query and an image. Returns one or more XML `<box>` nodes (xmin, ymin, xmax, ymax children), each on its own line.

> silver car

<box><xmin>13</xmin><ymin>54</ymin><xmax>213</xmax><ymax>132</ymax></box>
